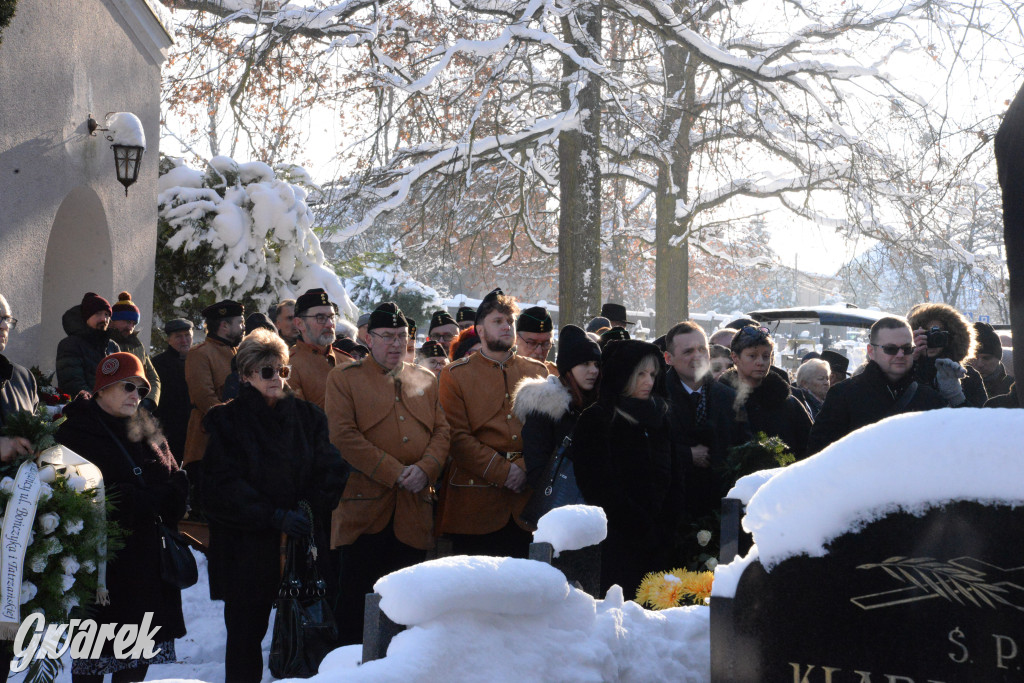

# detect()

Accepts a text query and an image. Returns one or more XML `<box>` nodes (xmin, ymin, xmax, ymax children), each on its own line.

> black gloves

<box><xmin>272</xmin><ymin>509</ymin><xmax>311</xmax><ymax>538</ymax></box>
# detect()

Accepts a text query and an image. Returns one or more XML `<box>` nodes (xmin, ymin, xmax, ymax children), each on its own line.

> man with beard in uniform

<box><xmin>437</xmin><ymin>288</ymin><xmax>548</xmax><ymax>558</ymax></box>
<box><xmin>325</xmin><ymin>302</ymin><xmax>450</xmax><ymax>645</ymax></box>
<box><xmin>289</xmin><ymin>289</ymin><xmax>350</xmax><ymax>409</ymax></box>
<box><xmin>183</xmin><ymin>300</ymin><xmax>244</xmax><ymax>475</ymax></box>
<box><xmin>515</xmin><ymin>306</ymin><xmax>558</xmax><ymax>376</ymax></box>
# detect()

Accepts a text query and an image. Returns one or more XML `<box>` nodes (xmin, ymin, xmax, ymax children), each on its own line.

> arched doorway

<box><xmin>40</xmin><ymin>186</ymin><xmax>113</xmax><ymax>372</ymax></box>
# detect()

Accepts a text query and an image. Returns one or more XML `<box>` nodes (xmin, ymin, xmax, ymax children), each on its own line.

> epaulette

<box><xmin>448</xmin><ymin>357</ymin><xmax>472</xmax><ymax>370</ymax></box>
<box><xmin>341</xmin><ymin>360</ymin><xmax>364</xmax><ymax>370</ymax></box>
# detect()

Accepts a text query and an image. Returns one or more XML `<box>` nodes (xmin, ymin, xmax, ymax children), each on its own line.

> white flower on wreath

<box><xmin>29</xmin><ymin>555</ymin><xmax>47</xmax><ymax>573</ymax></box>
<box><xmin>60</xmin><ymin>556</ymin><xmax>80</xmax><ymax>576</ymax></box>
<box><xmin>43</xmin><ymin>538</ymin><xmax>62</xmax><ymax>557</ymax></box>
<box><xmin>697</xmin><ymin>530</ymin><xmax>713</xmax><ymax>547</ymax></box>
<box><xmin>60</xmin><ymin>575</ymin><xmax>75</xmax><ymax>593</ymax></box>
<box><xmin>61</xmin><ymin>595</ymin><xmax>79</xmax><ymax>612</ymax></box>
<box><xmin>66</xmin><ymin>475</ymin><xmax>88</xmax><ymax>493</ymax></box>
<box><xmin>705</xmin><ymin>557</ymin><xmax>719</xmax><ymax>570</ymax></box>
<box><xmin>37</xmin><ymin>513</ymin><xmax>60</xmax><ymax>535</ymax></box>
<box><xmin>20</xmin><ymin>581</ymin><xmax>37</xmax><ymax>605</ymax></box>
<box><xmin>38</xmin><ymin>483</ymin><xmax>53</xmax><ymax>502</ymax></box>
<box><xmin>63</xmin><ymin>518</ymin><xmax>84</xmax><ymax>535</ymax></box>
<box><xmin>80</xmin><ymin>560</ymin><xmax>95</xmax><ymax>574</ymax></box>
<box><xmin>0</xmin><ymin>477</ymin><xmax>14</xmax><ymax>495</ymax></box>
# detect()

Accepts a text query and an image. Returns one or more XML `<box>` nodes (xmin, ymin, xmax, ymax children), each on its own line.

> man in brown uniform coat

<box><xmin>289</xmin><ymin>288</ymin><xmax>350</xmax><ymax>409</ymax></box>
<box><xmin>325</xmin><ymin>302</ymin><xmax>450</xmax><ymax>645</ymax></box>
<box><xmin>437</xmin><ymin>288</ymin><xmax>548</xmax><ymax>558</ymax></box>
<box><xmin>182</xmin><ymin>300</ymin><xmax>244</xmax><ymax>471</ymax></box>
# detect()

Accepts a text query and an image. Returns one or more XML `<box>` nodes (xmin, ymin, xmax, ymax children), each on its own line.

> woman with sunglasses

<box><xmin>200</xmin><ymin>328</ymin><xmax>349</xmax><ymax>683</ymax></box>
<box><xmin>719</xmin><ymin>325</ymin><xmax>813</xmax><ymax>461</ymax></box>
<box><xmin>56</xmin><ymin>353</ymin><xmax>189</xmax><ymax>683</ymax></box>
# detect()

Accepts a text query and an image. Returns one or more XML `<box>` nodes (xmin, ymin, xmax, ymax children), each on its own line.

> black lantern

<box><xmin>111</xmin><ymin>143</ymin><xmax>144</xmax><ymax>196</ymax></box>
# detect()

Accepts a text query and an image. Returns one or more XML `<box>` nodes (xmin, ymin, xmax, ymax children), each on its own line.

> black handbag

<box><xmin>269</xmin><ymin>512</ymin><xmax>338</xmax><ymax>679</ymax></box>
<box><xmin>98</xmin><ymin>419</ymin><xmax>198</xmax><ymax>589</ymax></box>
<box><xmin>521</xmin><ymin>435</ymin><xmax>585</xmax><ymax>529</ymax></box>
<box><xmin>158</xmin><ymin>520</ymin><xmax>199</xmax><ymax>589</ymax></box>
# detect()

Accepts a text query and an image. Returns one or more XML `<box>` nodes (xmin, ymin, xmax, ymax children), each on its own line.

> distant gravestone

<box><xmin>712</xmin><ymin>501</ymin><xmax>1024</xmax><ymax>682</ymax></box>
<box><xmin>529</xmin><ymin>541</ymin><xmax>602</xmax><ymax>598</ymax></box>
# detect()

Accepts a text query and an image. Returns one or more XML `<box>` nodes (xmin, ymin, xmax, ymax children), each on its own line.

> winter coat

<box><xmin>152</xmin><ymin>347</ymin><xmax>190</xmax><ymax>464</ymax></box>
<box><xmin>512</xmin><ymin>374</ymin><xmax>582</xmax><ymax>490</ymax></box>
<box><xmin>55</xmin><ymin>397</ymin><xmax>188</xmax><ymax>653</ymax></box>
<box><xmin>719</xmin><ymin>367</ymin><xmax>813</xmax><ymax>461</ymax></box>
<box><xmin>572</xmin><ymin>340</ymin><xmax>685</xmax><ymax>596</ymax></box>
<box><xmin>907</xmin><ymin>303</ymin><xmax>987</xmax><ymax>407</ymax></box>
<box><xmin>182</xmin><ymin>335</ymin><xmax>235</xmax><ymax>466</ymax></box>
<box><xmin>325</xmin><ymin>356</ymin><xmax>449</xmax><ymax>549</ymax></box>
<box><xmin>108</xmin><ymin>328</ymin><xmax>162</xmax><ymax>410</ymax></box>
<box><xmin>985</xmin><ymin>382</ymin><xmax>1019</xmax><ymax>408</ymax></box>
<box><xmin>436</xmin><ymin>351</ymin><xmax>549</xmax><ymax>535</ymax></box>
<box><xmin>290</xmin><ymin>341</ymin><xmax>350</xmax><ymax>410</ymax></box>
<box><xmin>55</xmin><ymin>306</ymin><xmax>119</xmax><ymax>396</ymax></box>
<box><xmin>665</xmin><ymin>367</ymin><xmax>740</xmax><ymax>519</ymax></box>
<box><xmin>201</xmin><ymin>384</ymin><xmax>349</xmax><ymax>604</ymax></box>
<box><xmin>982</xmin><ymin>363</ymin><xmax>1014</xmax><ymax>400</ymax></box>
<box><xmin>0</xmin><ymin>354</ymin><xmax>38</xmax><ymax>425</ymax></box>
<box><xmin>807</xmin><ymin>361</ymin><xmax>947</xmax><ymax>455</ymax></box>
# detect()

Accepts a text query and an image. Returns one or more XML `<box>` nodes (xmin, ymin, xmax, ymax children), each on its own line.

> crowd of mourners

<box><xmin>0</xmin><ymin>287</ymin><xmax>1015</xmax><ymax>683</ymax></box>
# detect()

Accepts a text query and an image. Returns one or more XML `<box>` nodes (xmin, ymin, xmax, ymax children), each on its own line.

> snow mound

<box><xmin>533</xmin><ymin>505</ymin><xmax>607</xmax><ymax>556</ymax></box>
<box><xmin>743</xmin><ymin>408</ymin><xmax>1024</xmax><ymax>569</ymax></box>
<box><xmin>106</xmin><ymin>112</ymin><xmax>145</xmax><ymax>148</ymax></box>
<box><xmin>375</xmin><ymin>556</ymin><xmax>569</xmax><ymax>626</ymax></box>
<box><xmin>711</xmin><ymin>546</ymin><xmax>759</xmax><ymax>599</ymax></box>
<box><xmin>726</xmin><ymin>469</ymin><xmax>781</xmax><ymax>505</ymax></box>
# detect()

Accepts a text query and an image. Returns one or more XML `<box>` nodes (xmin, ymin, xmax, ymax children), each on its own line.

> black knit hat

<box><xmin>245</xmin><ymin>312</ymin><xmax>277</xmax><ymax>334</ymax></box>
<box><xmin>974</xmin><ymin>322</ymin><xmax>1002</xmax><ymax>357</ymax></box>
<box><xmin>556</xmin><ymin>325</ymin><xmax>601</xmax><ymax>376</ymax></box>
<box><xmin>295</xmin><ymin>288</ymin><xmax>333</xmax><ymax>317</ymax></box>
<box><xmin>418</xmin><ymin>340</ymin><xmax>448</xmax><ymax>359</ymax></box>
<box><xmin>429</xmin><ymin>310</ymin><xmax>457</xmax><ymax>333</ymax></box>
<box><xmin>599</xmin><ymin>326</ymin><xmax>630</xmax><ymax>348</ymax></box>
<box><xmin>456</xmin><ymin>307</ymin><xmax>477</xmax><ymax>324</ymax></box>
<box><xmin>81</xmin><ymin>292</ymin><xmax>112</xmax><ymax>321</ymax></box>
<box><xmin>517</xmin><ymin>306</ymin><xmax>553</xmax><ymax>333</ymax></box>
<box><xmin>368</xmin><ymin>302</ymin><xmax>407</xmax><ymax>331</ymax></box>
<box><xmin>202</xmin><ymin>300</ymin><xmax>244</xmax><ymax>321</ymax></box>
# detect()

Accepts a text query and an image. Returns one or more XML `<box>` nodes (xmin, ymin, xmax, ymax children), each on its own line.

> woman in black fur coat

<box><xmin>572</xmin><ymin>340</ymin><xmax>685</xmax><ymax>597</ymax></box>
<box><xmin>201</xmin><ymin>330</ymin><xmax>348</xmax><ymax>683</ymax></box>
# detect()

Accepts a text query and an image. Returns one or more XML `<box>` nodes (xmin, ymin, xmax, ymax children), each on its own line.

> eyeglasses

<box><xmin>0</xmin><ymin>316</ymin><xmax>16</xmax><ymax>329</ymax></box>
<box><xmin>371</xmin><ymin>331</ymin><xmax>409</xmax><ymax>346</ymax></box>
<box><xmin>120</xmin><ymin>381</ymin><xmax>150</xmax><ymax>400</ymax></box>
<box><xmin>870</xmin><ymin>343</ymin><xmax>914</xmax><ymax>357</ymax></box>
<box><xmin>259</xmin><ymin>365</ymin><xmax>292</xmax><ymax>380</ymax></box>
<box><xmin>519</xmin><ymin>339</ymin><xmax>553</xmax><ymax>351</ymax></box>
<box><xmin>432</xmin><ymin>333</ymin><xmax>456</xmax><ymax>343</ymax></box>
<box><xmin>301</xmin><ymin>313</ymin><xmax>336</xmax><ymax>326</ymax></box>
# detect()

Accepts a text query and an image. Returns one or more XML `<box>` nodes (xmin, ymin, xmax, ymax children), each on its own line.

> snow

<box><xmin>726</xmin><ymin>469</ymin><xmax>781</xmax><ymax>505</ymax></box>
<box><xmin>710</xmin><ymin>547</ymin><xmax>759</xmax><ymax>600</ymax></box>
<box><xmin>106</xmin><ymin>112</ymin><xmax>146</xmax><ymax>148</ymax></box>
<box><xmin>740</xmin><ymin>409</ymin><xmax>1024</xmax><ymax>571</ymax></box>
<box><xmin>533</xmin><ymin>505</ymin><xmax>607</xmax><ymax>557</ymax></box>
<box><xmin>375</xmin><ymin>556</ymin><xmax>569</xmax><ymax>626</ymax></box>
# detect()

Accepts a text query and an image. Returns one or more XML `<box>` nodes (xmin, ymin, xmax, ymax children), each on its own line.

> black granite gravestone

<box><xmin>529</xmin><ymin>541</ymin><xmax>602</xmax><ymax>597</ymax></box>
<box><xmin>712</xmin><ymin>501</ymin><xmax>1024</xmax><ymax>682</ymax></box>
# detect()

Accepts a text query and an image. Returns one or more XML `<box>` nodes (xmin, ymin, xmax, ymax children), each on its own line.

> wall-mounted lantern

<box><xmin>88</xmin><ymin>112</ymin><xmax>146</xmax><ymax>196</ymax></box>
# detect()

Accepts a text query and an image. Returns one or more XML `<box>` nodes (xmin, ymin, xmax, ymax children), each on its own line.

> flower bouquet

<box><xmin>30</xmin><ymin>367</ymin><xmax>72</xmax><ymax>420</ymax></box>
<box><xmin>0</xmin><ymin>408</ymin><xmax>123</xmax><ymax>681</ymax></box>
<box><xmin>636</xmin><ymin>568</ymin><xmax>715</xmax><ymax>609</ymax></box>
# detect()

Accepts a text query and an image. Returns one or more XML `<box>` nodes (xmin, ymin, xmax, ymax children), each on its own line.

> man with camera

<box><xmin>907</xmin><ymin>303</ymin><xmax>988</xmax><ymax>408</ymax></box>
<box><xmin>808</xmin><ymin>317</ymin><xmax>947</xmax><ymax>455</ymax></box>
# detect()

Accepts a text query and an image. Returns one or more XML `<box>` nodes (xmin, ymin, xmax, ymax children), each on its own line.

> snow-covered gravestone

<box><xmin>711</xmin><ymin>409</ymin><xmax>1024</xmax><ymax>683</ymax></box>
<box><xmin>530</xmin><ymin>505</ymin><xmax>607</xmax><ymax>597</ymax></box>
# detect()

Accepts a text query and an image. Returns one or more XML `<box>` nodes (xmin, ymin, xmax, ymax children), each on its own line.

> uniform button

<box><xmin>402</xmin><ymin>436</ymin><xmax>409</xmax><ymax>443</ymax></box>
<box><xmin>356</xmin><ymin>493</ymin><xmax>363</xmax><ymax>498</ymax></box>
<box><xmin>399</xmin><ymin>415</ymin><xmax>405</xmax><ymax>421</ymax></box>
<box><xmin>506</xmin><ymin>414</ymin><xmax>512</xmax><ymax>420</ymax></box>
<box><xmin>468</xmin><ymin>479</ymin><xmax>474</xmax><ymax>485</ymax></box>
<box><xmin>505</xmin><ymin>393</ymin><xmax>509</xmax><ymax>399</ymax></box>
<box><xmin>512</xmin><ymin>434</ymin><xmax>518</xmax><ymax>441</ymax></box>
<box><xmin>395</xmin><ymin>396</ymin><xmax>400</xmax><ymax>402</ymax></box>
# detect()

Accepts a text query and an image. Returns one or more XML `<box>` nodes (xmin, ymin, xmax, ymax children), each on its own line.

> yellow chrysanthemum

<box><xmin>636</xmin><ymin>568</ymin><xmax>715</xmax><ymax>609</ymax></box>
<box><xmin>677</xmin><ymin>570</ymin><xmax>715</xmax><ymax>604</ymax></box>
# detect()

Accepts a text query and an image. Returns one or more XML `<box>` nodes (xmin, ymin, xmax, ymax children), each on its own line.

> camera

<box><xmin>926</xmin><ymin>326</ymin><xmax>949</xmax><ymax>349</ymax></box>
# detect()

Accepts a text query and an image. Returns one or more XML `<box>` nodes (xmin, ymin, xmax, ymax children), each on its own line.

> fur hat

<box><xmin>556</xmin><ymin>324</ymin><xmax>601</xmax><ymax>376</ymax></box>
<box><xmin>450</xmin><ymin>327</ymin><xmax>480</xmax><ymax>361</ymax></box>
<box><xmin>598</xmin><ymin>339</ymin><xmax>663</xmax><ymax>407</ymax></box>
<box><xmin>973</xmin><ymin>322</ymin><xmax>1002</xmax><ymax>357</ymax></box>
<box><xmin>110</xmin><ymin>292</ymin><xmax>140</xmax><ymax>324</ymax></box>
<box><xmin>94</xmin><ymin>352</ymin><xmax>150</xmax><ymax>395</ymax></box>
<box><xmin>80</xmin><ymin>292</ymin><xmax>112</xmax><ymax>321</ymax></box>
<box><xmin>907</xmin><ymin>303</ymin><xmax>976</xmax><ymax>362</ymax></box>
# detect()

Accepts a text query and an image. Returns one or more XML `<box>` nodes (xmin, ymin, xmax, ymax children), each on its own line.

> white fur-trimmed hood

<box><xmin>512</xmin><ymin>374</ymin><xmax>571</xmax><ymax>423</ymax></box>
